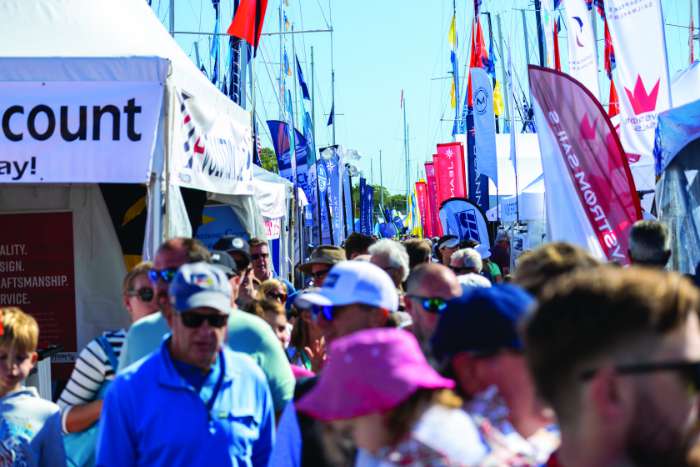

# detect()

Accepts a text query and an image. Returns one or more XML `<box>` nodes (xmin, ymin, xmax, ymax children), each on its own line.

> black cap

<box><xmin>210</xmin><ymin>250</ymin><xmax>238</xmax><ymax>277</ymax></box>
<box><xmin>213</xmin><ymin>235</ymin><xmax>251</xmax><ymax>269</ymax></box>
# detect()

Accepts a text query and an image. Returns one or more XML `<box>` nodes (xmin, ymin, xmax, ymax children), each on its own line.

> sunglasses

<box><xmin>148</xmin><ymin>267</ymin><xmax>179</xmax><ymax>284</ymax></box>
<box><xmin>310</xmin><ymin>269</ymin><xmax>331</xmax><ymax>280</ymax></box>
<box><xmin>580</xmin><ymin>360</ymin><xmax>700</xmax><ymax>391</ymax></box>
<box><xmin>311</xmin><ymin>305</ymin><xmax>337</xmax><ymax>321</ymax></box>
<box><xmin>127</xmin><ymin>287</ymin><xmax>154</xmax><ymax>303</ymax></box>
<box><xmin>179</xmin><ymin>311</ymin><xmax>229</xmax><ymax>329</ymax></box>
<box><xmin>251</xmin><ymin>253</ymin><xmax>269</xmax><ymax>261</ymax></box>
<box><xmin>407</xmin><ymin>295</ymin><xmax>447</xmax><ymax>314</ymax></box>
<box><xmin>267</xmin><ymin>292</ymin><xmax>287</xmax><ymax>302</ymax></box>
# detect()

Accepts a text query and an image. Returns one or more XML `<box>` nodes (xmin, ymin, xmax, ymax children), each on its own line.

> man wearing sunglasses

<box><xmin>98</xmin><ymin>262</ymin><xmax>274</xmax><ymax>466</ymax></box>
<box><xmin>524</xmin><ymin>267</ymin><xmax>700</xmax><ymax>467</ymax></box>
<box><xmin>297</xmin><ymin>245</ymin><xmax>346</xmax><ymax>287</ymax></box>
<box><xmin>431</xmin><ymin>285</ymin><xmax>558</xmax><ymax>465</ymax></box>
<box><xmin>404</xmin><ymin>263</ymin><xmax>461</xmax><ymax>352</ymax></box>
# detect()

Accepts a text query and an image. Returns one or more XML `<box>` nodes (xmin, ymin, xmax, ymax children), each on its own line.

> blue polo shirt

<box><xmin>96</xmin><ymin>338</ymin><xmax>275</xmax><ymax>467</ymax></box>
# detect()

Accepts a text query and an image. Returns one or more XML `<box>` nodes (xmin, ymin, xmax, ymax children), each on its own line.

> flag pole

<box><xmin>329</xmin><ymin>0</ymin><xmax>336</xmax><ymax>146</ymax></box>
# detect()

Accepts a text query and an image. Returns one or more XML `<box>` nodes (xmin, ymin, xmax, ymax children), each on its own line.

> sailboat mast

<box><xmin>403</xmin><ymin>94</ymin><xmax>410</xmax><ymax>215</ymax></box>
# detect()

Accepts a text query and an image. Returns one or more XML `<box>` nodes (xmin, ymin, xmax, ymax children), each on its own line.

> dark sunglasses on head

<box><xmin>179</xmin><ymin>311</ymin><xmax>229</xmax><ymax>329</ymax></box>
<box><xmin>267</xmin><ymin>292</ymin><xmax>287</xmax><ymax>302</ymax></box>
<box><xmin>580</xmin><ymin>360</ymin><xmax>700</xmax><ymax>391</ymax></box>
<box><xmin>310</xmin><ymin>269</ymin><xmax>331</xmax><ymax>280</ymax></box>
<box><xmin>148</xmin><ymin>268</ymin><xmax>179</xmax><ymax>284</ymax></box>
<box><xmin>407</xmin><ymin>295</ymin><xmax>447</xmax><ymax>314</ymax></box>
<box><xmin>127</xmin><ymin>287</ymin><xmax>154</xmax><ymax>303</ymax></box>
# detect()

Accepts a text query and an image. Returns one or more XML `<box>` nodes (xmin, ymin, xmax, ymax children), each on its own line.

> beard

<box><xmin>627</xmin><ymin>389</ymin><xmax>700</xmax><ymax>467</ymax></box>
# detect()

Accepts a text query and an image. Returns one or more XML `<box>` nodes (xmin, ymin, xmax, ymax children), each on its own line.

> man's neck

<box><xmin>0</xmin><ymin>383</ymin><xmax>22</xmax><ymax>398</ymax></box>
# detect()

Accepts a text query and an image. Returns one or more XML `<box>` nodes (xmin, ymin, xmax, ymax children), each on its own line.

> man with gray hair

<box><xmin>628</xmin><ymin>220</ymin><xmax>671</xmax><ymax>268</ymax></box>
<box><xmin>369</xmin><ymin>239</ymin><xmax>410</xmax><ymax>289</ymax></box>
<box><xmin>450</xmin><ymin>248</ymin><xmax>491</xmax><ymax>288</ymax></box>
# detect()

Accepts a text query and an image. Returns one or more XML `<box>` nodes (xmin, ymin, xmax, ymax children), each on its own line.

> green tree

<box><xmin>259</xmin><ymin>147</ymin><xmax>279</xmax><ymax>173</ymax></box>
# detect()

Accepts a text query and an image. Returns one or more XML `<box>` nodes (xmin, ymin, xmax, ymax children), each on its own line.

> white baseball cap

<box><xmin>295</xmin><ymin>261</ymin><xmax>399</xmax><ymax>312</ymax></box>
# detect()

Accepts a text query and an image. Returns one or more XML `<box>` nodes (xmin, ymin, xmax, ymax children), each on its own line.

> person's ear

<box><xmin>588</xmin><ymin>366</ymin><xmax>632</xmax><ymax>424</ymax></box>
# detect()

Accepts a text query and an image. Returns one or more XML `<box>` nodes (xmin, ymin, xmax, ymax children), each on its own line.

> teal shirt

<box><xmin>119</xmin><ymin>310</ymin><xmax>294</xmax><ymax>413</ymax></box>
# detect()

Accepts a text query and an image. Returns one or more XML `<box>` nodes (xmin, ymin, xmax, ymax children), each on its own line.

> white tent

<box><xmin>0</xmin><ymin>0</ymin><xmax>254</xmax><ymax>358</ymax></box>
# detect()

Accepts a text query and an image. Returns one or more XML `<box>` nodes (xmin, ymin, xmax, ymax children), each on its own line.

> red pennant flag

<box><xmin>553</xmin><ymin>20</ymin><xmax>561</xmax><ymax>72</ymax></box>
<box><xmin>609</xmin><ymin>80</ymin><xmax>620</xmax><ymax>118</ymax></box>
<box><xmin>467</xmin><ymin>20</ymin><xmax>489</xmax><ymax>106</ymax></box>
<box><xmin>227</xmin><ymin>0</ymin><xmax>269</xmax><ymax>52</ymax></box>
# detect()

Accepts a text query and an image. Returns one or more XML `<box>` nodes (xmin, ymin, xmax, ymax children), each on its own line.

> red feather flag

<box><xmin>227</xmin><ymin>0</ymin><xmax>269</xmax><ymax>54</ymax></box>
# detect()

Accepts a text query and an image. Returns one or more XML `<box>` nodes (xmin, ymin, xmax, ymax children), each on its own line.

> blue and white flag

<box><xmin>439</xmin><ymin>198</ymin><xmax>491</xmax><ymax>249</ymax></box>
<box><xmin>471</xmin><ymin>68</ymin><xmax>498</xmax><ymax>186</ymax></box>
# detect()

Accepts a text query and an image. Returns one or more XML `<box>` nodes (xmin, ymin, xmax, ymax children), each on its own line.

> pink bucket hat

<box><xmin>296</xmin><ymin>328</ymin><xmax>455</xmax><ymax>421</ymax></box>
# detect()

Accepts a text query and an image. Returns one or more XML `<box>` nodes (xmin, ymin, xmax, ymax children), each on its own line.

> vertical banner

<box><xmin>464</xmin><ymin>114</ymin><xmax>490</xmax><ymax>212</ymax></box>
<box><xmin>541</xmin><ymin>0</ymin><xmax>557</xmax><ymax>68</ymax></box>
<box><xmin>320</xmin><ymin>147</ymin><xmax>344</xmax><ymax>246</ymax></box>
<box><xmin>317</xmin><ymin>159</ymin><xmax>331</xmax><ymax>244</ymax></box>
<box><xmin>529</xmin><ymin>65</ymin><xmax>641</xmax><ymax>264</ymax></box>
<box><xmin>604</xmin><ymin>0</ymin><xmax>671</xmax><ymax>190</ymax></box>
<box><xmin>415</xmin><ymin>181</ymin><xmax>430</xmax><ymax>237</ymax></box>
<box><xmin>359</xmin><ymin>178</ymin><xmax>374</xmax><ymax>236</ymax></box>
<box><xmin>563</xmin><ymin>0</ymin><xmax>601</xmax><ymax>99</ymax></box>
<box><xmin>424</xmin><ymin>161</ymin><xmax>443</xmax><ymax>236</ymax></box>
<box><xmin>471</xmin><ymin>68</ymin><xmax>498</xmax><ymax>186</ymax></box>
<box><xmin>439</xmin><ymin>198</ymin><xmax>491</xmax><ymax>248</ymax></box>
<box><xmin>343</xmin><ymin>168</ymin><xmax>354</xmax><ymax>236</ymax></box>
<box><xmin>0</xmin><ymin>212</ymin><xmax>76</xmax><ymax>359</ymax></box>
<box><xmin>434</xmin><ymin>142</ymin><xmax>467</xmax><ymax>204</ymax></box>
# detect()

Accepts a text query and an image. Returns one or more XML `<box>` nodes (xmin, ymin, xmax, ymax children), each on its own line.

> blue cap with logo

<box><xmin>430</xmin><ymin>284</ymin><xmax>534</xmax><ymax>362</ymax></box>
<box><xmin>169</xmin><ymin>262</ymin><xmax>232</xmax><ymax>314</ymax></box>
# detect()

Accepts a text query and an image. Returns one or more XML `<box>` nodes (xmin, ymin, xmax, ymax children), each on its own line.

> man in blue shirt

<box><xmin>97</xmin><ymin>262</ymin><xmax>275</xmax><ymax>466</ymax></box>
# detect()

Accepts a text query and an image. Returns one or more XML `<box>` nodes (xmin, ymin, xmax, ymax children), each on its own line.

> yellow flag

<box><xmin>450</xmin><ymin>81</ymin><xmax>456</xmax><ymax>108</ymax></box>
<box><xmin>493</xmin><ymin>80</ymin><xmax>505</xmax><ymax>116</ymax></box>
<box><xmin>448</xmin><ymin>15</ymin><xmax>457</xmax><ymax>49</ymax></box>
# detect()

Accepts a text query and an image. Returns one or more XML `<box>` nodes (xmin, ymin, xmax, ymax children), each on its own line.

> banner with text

<box><xmin>0</xmin><ymin>81</ymin><xmax>162</xmax><ymax>183</ymax></box>
<box><xmin>434</xmin><ymin>142</ymin><xmax>467</xmax><ymax>208</ymax></box>
<box><xmin>471</xmin><ymin>68</ymin><xmax>498</xmax><ymax>186</ymax></box>
<box><xmin>424</xmin><ymin>161</ymin><xmax>443</xmax><ymax>237</ymax></box>
<box><xmin>415</xmin><ymin>181</ymin><xmax>430</xmax><ymax>237</ymax></box>
<box><xmin>439</xmin><ymin>198</ymin><xmax>491</xmax><ymax>249</ymax></box>
<box><xmin>529</xmin><ymin>65</ymin><xmax>641</xmax><ymax>263</ymax></box>
<box><xmin>604</xmin><ymin>0</ymin><xmax>671</xmax><ymax>190</ymax></box>
<box><xmin>563</xmin><ymin>0</ymin><xmax>601</xmax><ymax>99</ymax></box>
<box><xmin>172</xmin><ymin>90</ymin><xmax>253</xmax><ymax>195</ymax></box>
<box><xmin>0</xmin><ymin>212</ymin><xmax>76</xmax><ymax>357</ymax></box>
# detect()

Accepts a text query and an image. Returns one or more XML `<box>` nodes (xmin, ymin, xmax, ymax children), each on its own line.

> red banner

<box><xmin>434</xmin><ymin>142</ymin><xmax>467</xmax><ymax>208</ymax></box>
<box><xmin>424</xmin><ymin>162</ymin><xmax>443</xmax><ymax>237</ymax></box>
<box><xmin>529</xmin><ymin>65</ymin><xmax>641</xmax><ymax>264</ymax></box>
<box><xmin>0</xmin><ymin>212</ymin><xmax>76</xmax><ymax>353</ymax></box>
<box><xmin>415</xmin><ymin>181</ymin><xmax>430</xmax><ymax>237</ymax></box>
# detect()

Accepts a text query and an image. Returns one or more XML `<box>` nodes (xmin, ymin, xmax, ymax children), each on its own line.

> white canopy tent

<box><xmin>0</xmin><ymin>0</ymin><xmax>254</xmax><ymax>357</ymax></box>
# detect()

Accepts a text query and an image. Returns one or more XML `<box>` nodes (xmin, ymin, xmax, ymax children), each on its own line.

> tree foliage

<box><xmin>260</xmin><ymin>147</ymin><xmax>279</xmax><ymax>173</ymax></box>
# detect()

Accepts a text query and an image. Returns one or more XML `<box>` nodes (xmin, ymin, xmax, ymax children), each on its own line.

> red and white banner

<box><xmin>424</xmin><ymin>162</ymin><xmax>443</xmax><ymax>237</ymax></box>
<box><xmin>563</xmin><ymin>0</ymin><xmax>600</xmax><ymax>99</ymax></box>
<box><xmin>415</xmin><ymin>181</ymin><xmax>430</xmax><ymax>238</ymax></box>
<box><xmin>604</xmin><ymin>0</ymin><xmax>671</xmax><ymax>190</ymax></box>
<box><xmin>434</xmin><ymin>142</ymin><xmax>467</xmax><ymax>205</ymax></box>
<box><xmin>529</xmin><ymin>66</ymin><xmax>641</xmax><ymax>264</ymax></box>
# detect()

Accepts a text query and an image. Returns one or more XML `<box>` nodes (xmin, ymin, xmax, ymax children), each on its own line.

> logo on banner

<box><xmin>475</xmin><ymin>87</ymin><xmax>489</xmax><ymax>115</ymax></box>
<box><xmin>318</xmin><ymin>163</ymin><xmax>328</xmax><ymax>192</ymax></box>
<box><xmin>456</xmin><ymin>208</ymin><xmax>481</xmax><ymax>243</ymax></box>
<box><xmin>580</xmin><ymin>114</ymin><xmax>597</xmax><ymax>140</ymax></box>
<box><xmin>623</xmin><ymin>75</ymin><xmax>660</xmax><ymax>115</ymax></box>
<box><xmin>572</xmin><ymin>16</ymin><xmax>585</xmax><ymax>47</ymax></box>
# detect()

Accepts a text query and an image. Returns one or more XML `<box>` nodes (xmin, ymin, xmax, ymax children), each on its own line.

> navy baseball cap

<box><xmin>210</xmin><ymin>250</ymin><xmax>238</xmax><ymax>277</ymax></box>
<box><xmin>169</xmin><ymin>262</ymin><xmax>232</xmax><ymax>314</ymax></box>
<box><xmin>431</xmin><ymin>284</ymin><xmax>534</xmax><ymax>362</ymax></box>
<box><xmin>213</xmin><ymin>235</ymin><xmax>251</xmax><ymax>269</ymax></box>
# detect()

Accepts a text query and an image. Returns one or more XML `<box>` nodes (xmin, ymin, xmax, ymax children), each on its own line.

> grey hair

<box><xmin>368</xmin><ymin>239</ymin><xmax>410</xmax><ymax>282</ymax></box>
<box><xmin>628</xmin><ymin>220</ymin><xmax>671</xmax><ymax>266</ymax></box>
<box><xmin>450</xmin><ymin>248</ymin><xmax>482</xmax><ymax>272</ymax></box>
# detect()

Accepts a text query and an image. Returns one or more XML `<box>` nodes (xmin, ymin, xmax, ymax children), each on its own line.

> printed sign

<box><xmin>0</xmin><ymin>212</ymin><xmax>76</xmax><ymax>356</ymax></box>
<box><xmin>0</xmin><ymin>81</ymin><xmax>163</xmax><ymax>183</ymax></box>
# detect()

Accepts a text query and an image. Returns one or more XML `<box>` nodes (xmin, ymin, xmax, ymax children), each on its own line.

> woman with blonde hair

<box><xmin>258</xmin><ymin>278</ymin><xmax>288</xmax><ymax>305</ymax></box>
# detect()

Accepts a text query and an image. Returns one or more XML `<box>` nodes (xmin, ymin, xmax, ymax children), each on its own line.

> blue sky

<box><xmin>153</xmin><ymin>0</ymin><xmax>697</xmax><ymax>195</ymax></box>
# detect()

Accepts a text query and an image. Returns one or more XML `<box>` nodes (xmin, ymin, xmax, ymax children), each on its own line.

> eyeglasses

<box><xmin>148</xmin><ymin>267</ymin><xmax>179</xmax><ymax>284</ymax></box>
<box><xmin>580</xmin><ymin>360</ymin><xmax>700</xmax><ymax>391</ymax></box>
<box><xmin>310</xmin><ymin>268</ymin><xmax>331</xmax><ymax>280</ymax></box>
<box><xmin>267</xmin><ymin>292</ymin><xmax>287</xmax><ymax>302</ymax></box>
<box><xmin>251</xmin><ymin>253</ymin><xmax>269</xmax><ymax>261</ymax></box>
<box><xmin>406</xmin><ymin>295</ymin><xmax>447</xmax><ymax>314</ymax></box>
<box><xmin>179</xmin><ymin>311</ymin><xmax>229</xmax><ymax>329</ymax></box>
<box><xmin>126</xmin><ymin>287</ymin><xmax>154</xmax><ymax>303</ymax></box>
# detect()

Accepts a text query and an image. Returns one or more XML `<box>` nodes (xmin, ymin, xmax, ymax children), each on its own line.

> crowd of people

<box><xmin>5</xmin><ymin>219</ymin><xmax>700</xmax><ymax>466</ymax></box>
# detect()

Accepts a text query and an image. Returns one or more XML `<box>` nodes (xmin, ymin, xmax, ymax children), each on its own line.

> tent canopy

<box><xmin>0</xmin><ymin>0</ymin><xmax>247</xmax><ymax>123</ymax></box>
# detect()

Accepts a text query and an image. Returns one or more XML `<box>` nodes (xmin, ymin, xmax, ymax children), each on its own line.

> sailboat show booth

<box><xmin>0</xmin><ymin>0</ymin><xmax>258</xmax><ymax>372</ymax></box>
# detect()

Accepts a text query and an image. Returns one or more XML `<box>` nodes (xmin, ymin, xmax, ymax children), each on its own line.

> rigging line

<box><xmin>258</xmin><ymin>40</ymin><xmax>286</xmax><ymax>112</ymax></box>
<box><xmin>314</xmin><ymin>0</ymin><xmax>330</xmax><ymax>29</ymax></box>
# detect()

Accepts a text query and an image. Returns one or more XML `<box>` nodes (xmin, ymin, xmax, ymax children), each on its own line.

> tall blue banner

<box><xmin>317</xmin><ymin>159</ymin><xmax>332</xmax><ymax>244</ymax></box>
<box><xmin>343</xmin><ymin>168</ymin><xmax>354</xmax><ymax>236</ymax></box>
<box><xmin>323</xmin><ymin>147</ymin><xmax>344</xmax><ymax>246</ymax></box>
<box><xmin>466</xmin><ymin>111</ymin><xmax>490</xmax><ymax>212</ymax></box>
<box><xmin>359</xmin><ymin>178</ymin><xmax>372</xmax><ymax>235</ymax></box>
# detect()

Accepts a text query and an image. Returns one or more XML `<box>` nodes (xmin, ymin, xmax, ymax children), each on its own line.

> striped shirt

<box><xmin>57</xmin><ymin>329</ymin><xmax>126</xmax><ymax>433</ymax></box>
